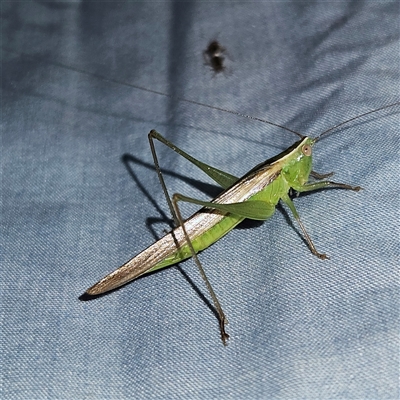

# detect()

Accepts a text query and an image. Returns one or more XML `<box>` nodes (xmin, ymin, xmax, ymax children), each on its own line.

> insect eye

<box><xmin>302</xmin><ymin>144</ymin><xmax>312</xmax><ymax>156</ymax></box>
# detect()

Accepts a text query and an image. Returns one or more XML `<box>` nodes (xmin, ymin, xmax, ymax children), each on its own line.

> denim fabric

<box><xmin>2</xmin><ymin>2</ymin><xmax>399</xmax><ymax>399</ymax></box>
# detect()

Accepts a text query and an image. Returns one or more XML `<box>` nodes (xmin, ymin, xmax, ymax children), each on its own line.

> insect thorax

<box><xmin>281</xmin><ymin>137</ymin><xmax>314</xmax><ymax>187</ymax></box>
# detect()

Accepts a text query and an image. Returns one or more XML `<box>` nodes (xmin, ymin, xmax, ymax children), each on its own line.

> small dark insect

<box><xmin>203</xmin><ymin>40</ymin><xmax>227</xmax><ymax>74</ymax></box>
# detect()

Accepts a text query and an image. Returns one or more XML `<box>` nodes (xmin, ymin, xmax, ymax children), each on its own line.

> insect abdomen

<box><xmin>147</xmin><ymin>212</ymin><xmax>245</xmax><ymax>273</ymax></box>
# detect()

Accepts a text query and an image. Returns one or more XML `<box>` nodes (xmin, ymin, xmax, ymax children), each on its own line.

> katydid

<box><xmin>85</xmin><ymin>102</ymin><xmax>399</xmax><ymax>345</ymax></box>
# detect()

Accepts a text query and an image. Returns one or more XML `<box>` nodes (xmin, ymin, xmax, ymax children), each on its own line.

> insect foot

<box><xmin>316</xmin><ymin>252</ymin><xmax>329</xmax><ymax>260</ymax></box>
<box><xmin>220</xmin><ymin>322</ymin><xmax>230</xmax><ymax>346</ymax></box>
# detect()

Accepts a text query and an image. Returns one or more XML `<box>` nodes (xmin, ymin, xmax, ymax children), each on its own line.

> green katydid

<box><xmin>85</xmin><ymin>101</ymin><xmax>399</xmax><ymax>345</ymax></box>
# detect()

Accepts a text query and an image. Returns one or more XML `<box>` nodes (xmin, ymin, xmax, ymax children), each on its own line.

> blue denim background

<box><xmin>2</xmin><ymin>2</ymin><xmax>399</xmax><ymax>399</ymax></box>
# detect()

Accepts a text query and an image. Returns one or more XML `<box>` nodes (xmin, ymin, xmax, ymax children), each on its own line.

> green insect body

<box><xmin>86</xmin><ymin>136</ymin><xmax>316</xmax><ymax>295</ymax></box>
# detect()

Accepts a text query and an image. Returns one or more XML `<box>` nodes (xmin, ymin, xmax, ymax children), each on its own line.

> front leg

<box><xmin>296</xmin><ymin>180</ymin><xmax>362</xmax><ymax>193</ymax></box>
<box><xmin>286</xmin><ymin>178</ymin><xmax>361</xmax><ymax>258</ymax></box>
<box><xmin>310</xmin><ymin>170</ymin><xmax>334</xmax><ymax>180</ymax></box>
<box><xmin>281</xmin><ymin>194</ymin><xmax>328</xmax><ymax>259</ymax></box>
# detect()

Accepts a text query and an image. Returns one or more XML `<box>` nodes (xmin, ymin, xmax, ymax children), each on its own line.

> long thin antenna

<box><xmin>315</xmin><ymin>102</ymin><xmax>400</xmax><ymax>141</ymax></box>
<box><xmin>4</xmin><ymin>49</ymin><xmax>304</xmax><ymax>139</ymax></box>
<box><xmin>6</xmin><ymin>49</ymin><xmax>398</xmax><ymax>141</ymax></box>
<box><xmin>161</xmin><ymin>96</ymin><xmax>305</xmax><ymax>139</ymax></box>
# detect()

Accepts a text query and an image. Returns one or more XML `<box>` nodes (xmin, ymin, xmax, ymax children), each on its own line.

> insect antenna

<box><xmin>90</xmin><ymin>70</ymin><xmax>305</xmax><ymax>139</ymax></box>
<box><xmin>170</xmin><ymin>98</ymin><xmax>304</xmax><ymax>139</ymax></box>
<box><xmin>314</xmin><ymin>101</ymin><xmax>400</xmax><ymax>142</ymax></box>
<box><xmin>11</xmin><ymin>50</ymin><xmax>304</xmax><ymax>139</ymax></box>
